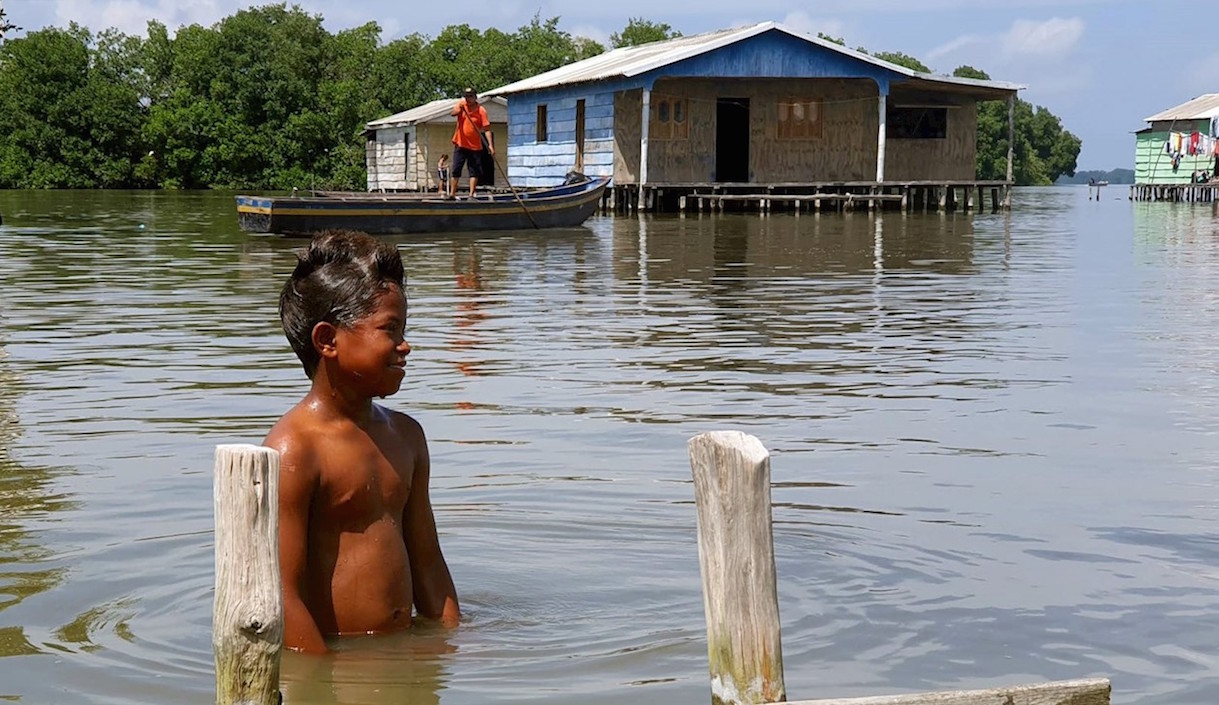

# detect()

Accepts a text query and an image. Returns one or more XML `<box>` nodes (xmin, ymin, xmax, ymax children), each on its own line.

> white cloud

<box><xmin>926</xmin><ymin>34</ymin><xmax>984</xmax><ymax>62</ymax></box>
<box><xmin>1001</xmin><ymin>17</ymin><xmax>1084</xmax><ymax>57</ymax></box>
<box><xmin>780</xmin><ymin>11</ymin><xmax>845</xmax><ymax>42</ymax></box>
<box><xmin>918</xmin><ymin>18</ymin><xmax>1084</xmax><ymax>76</ymax></box>
<box><xmin>54</xmin><ymin>0</ymin><xmax>228</xmax><ymax>35</ymax></box>
<box><xmin>568</xmin><ymin>23</ymin><xmax>611</xmax><ymax>47</ymax></box>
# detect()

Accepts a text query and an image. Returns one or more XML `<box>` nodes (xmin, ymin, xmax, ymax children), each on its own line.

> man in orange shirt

<box><xmin>448</xmin><ymin>87</ymin><xmax>494</xmax><ymax>200</ymax></box>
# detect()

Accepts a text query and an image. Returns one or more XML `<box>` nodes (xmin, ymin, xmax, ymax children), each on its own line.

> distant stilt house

<box><xmin>364</xmin><ymin>97</ymin><xmax>508</xmax><ymax>192</ymax></box>
<box><xmin>488</xmin><ymin>22</ymin><xmax>1022</xmax><ymax>213</ymax></box>
<box><xmin>1132</xmin><ymin>94</ymin><xmax>1219</xmax><ymax>201</ymax></box>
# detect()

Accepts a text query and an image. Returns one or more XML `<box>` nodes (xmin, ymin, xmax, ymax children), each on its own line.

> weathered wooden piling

<box><xmin>213</xmin><ymin>444</ymin><xmax>283</xmax><ymax>705</ymax></box>
<box><xmin>689</xmin><ymin>431</ymin><xmax>1111</xmax><ymax>705</ymax></box>
<box><xmin>689</xmin><ymin>431</ymin><xmax>785</xmax><ymax>705</ymax></box>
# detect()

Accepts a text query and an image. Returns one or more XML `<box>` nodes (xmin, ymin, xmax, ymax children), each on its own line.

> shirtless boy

<box><xmin>264</xmin><ymin>229</ymin><xmax>459</xmax><ymax>654</ymax></box>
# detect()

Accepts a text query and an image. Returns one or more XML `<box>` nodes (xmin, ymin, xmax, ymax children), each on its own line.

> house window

<box><xmin>650</xmin><ymin>95</ymin><xmax>689</xmax><ymax>140</ymax></box>
<box><xmin>887</xmin><ymin>107</ymin><xmax>948</xmax><ymax>139</ymax></box>
<box><xmin>537</xmin><ymin>104</ymin><xmax>548</xmax><ymax>142</ymax></box>
<box><xmin>777</xmin><ymin>99</ymin><xmax>822</xmax><ymax>139</ymax></box>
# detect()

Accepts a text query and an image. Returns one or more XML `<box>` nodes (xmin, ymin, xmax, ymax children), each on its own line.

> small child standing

<box><xmin>264</xmin><ymin>229</ymin><xmax>460</xmax><ymax>653</ymax></box>
<box><xmin>436</xmin><ymin>154</ymin><xmax>450</xmax><ymax>195</ymax></box>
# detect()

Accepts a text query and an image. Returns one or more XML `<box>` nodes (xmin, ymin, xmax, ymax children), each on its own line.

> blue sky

<box><xmin>4</xmin><ymin>0</ymin><xmax>1211</xmax><ymax>170</ymax></box>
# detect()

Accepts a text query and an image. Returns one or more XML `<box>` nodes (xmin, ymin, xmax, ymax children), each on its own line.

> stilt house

<box><xmin>365</xmin><ymin>97</ymin><xmax>508</xmax><ymax>192</ymax></box>
<box><xmin>1134</xmin><ymin>94</ymin><xmax>1219</xmax><ymax>186</ymax></box>
<box><xmin>488</xmin><ymin>22</ymin><xmax>1022</xmax><ymax>211</ymax></box>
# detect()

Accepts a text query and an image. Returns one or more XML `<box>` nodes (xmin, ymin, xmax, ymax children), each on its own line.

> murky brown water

<box><xmin>1</xmin><ymin>187</ymin><xmax>1218</xmax><ymax>703</ymax></box>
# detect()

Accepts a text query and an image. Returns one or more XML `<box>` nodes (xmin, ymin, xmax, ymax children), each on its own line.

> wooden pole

<box><xmin>875</xmin><ymin>92</ymin><xmax>887</xmax><ymax>184</ymax></box>
<box><xmin>773</xmin><ymin>677</ymin><xmax>1110</xmax><ymax>705</ymax></box>
<box><xmin>214</xmin><ymin>444</ymin><xmax>283</xmax><ymax>705</ymax></box>
<box><xmin>689</xmin><ymin>431</ymin><xmax>785</xmax><ymax>705</ymax></box>
<box><xmin>639</xmin><ymin>88</ymin><xmax>651</xmax><ymax>213</ymax></box>
<box><xmin>1004</xmin><ymin>95</ymin><xmax>1015</xmax><ymax>209</ymax></box>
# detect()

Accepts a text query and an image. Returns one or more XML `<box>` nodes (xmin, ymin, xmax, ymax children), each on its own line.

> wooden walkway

<box><xmin>606</xmin><ymin>181</ymin><xmax>1013</xmax><ymax>215</ymax></box>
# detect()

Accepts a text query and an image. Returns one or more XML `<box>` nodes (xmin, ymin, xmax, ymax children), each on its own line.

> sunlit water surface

<box><xmin>1</xmin><ymin>187</ymin><xmax>1218</xmax><ymax>704</ymax></box>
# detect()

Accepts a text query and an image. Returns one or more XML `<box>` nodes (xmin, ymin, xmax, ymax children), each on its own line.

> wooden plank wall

<box><xmin>663</xmin><ymin>77</ymin><xmax>878</xmax><ymax>183</ymax></box>
<box><xmin>367</xmin><ymin>122</ymin><xmax>509</xmax><ymax>191</ymax></box>
<box><xmin>1135</xmin><ymin>120</ymin><xmax>1215</xmax><ymax>184</ymax></box>
<box><xmin>367</xmin><ymin>126</ymin><xmax>408</xmax><ymax>191</ymax></box>
<box><xmin>613</xmin><ymin>89</ymin><xmax>643</xmax><ymax>185</ymax></box>
<box><xmin>611</xmin><ymin>78</ymin><xmax>978</xmax><ymax>185</ymax></box>
<box><xmin>884</xmin><ymin>91</ymin><xmax>976</xmax><ymax>181</ymax></box>
<box><xmin>506</xmin><ymin>88</ymin><xmax>615</xmax><ymax>187</ymax></box>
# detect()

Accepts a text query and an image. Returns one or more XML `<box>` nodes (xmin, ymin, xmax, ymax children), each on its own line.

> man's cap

<box><xmin>462</xmin><ymin>87</ymin><xmax>477</xmax><ymax>97</ymax></box>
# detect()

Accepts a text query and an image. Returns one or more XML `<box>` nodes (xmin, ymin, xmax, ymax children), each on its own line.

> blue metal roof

<box><xmin>488</xmin><ymin>21</ymin><xmax>1022</xmax><ymax>97</ymax></box>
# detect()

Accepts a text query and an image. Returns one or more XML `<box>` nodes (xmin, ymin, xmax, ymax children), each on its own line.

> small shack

<box><xmin>488</xmin><ymin>22</ymin><xmax>1021</xmax><ymax>213</ymax></box>
<box><xmin>365</xmin><ymin>96</ymin><xmax>508</xmax><ymax>192</ymax></box>
<box><xmin>1133</xmin><ymin>94</ymin><xmax>1219</xmax><ymax>190</ymax></box>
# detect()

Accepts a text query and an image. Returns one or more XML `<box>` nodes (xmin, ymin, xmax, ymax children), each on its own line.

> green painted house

<box><xmin>1135</xmin><ymin>94</ymin><xmax>1219</xmax><ymax>184</ymax></box>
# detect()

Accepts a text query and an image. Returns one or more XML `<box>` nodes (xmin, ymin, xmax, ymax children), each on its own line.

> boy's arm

<box><xmin>270</xmin><ymin>435</ymin><xmax>329</xmax><ymax>653</ymax></box>
<box><xmin>401</xmin><ymin>418</ymin><xmax>460</xmax><ymax>626</ymax></box>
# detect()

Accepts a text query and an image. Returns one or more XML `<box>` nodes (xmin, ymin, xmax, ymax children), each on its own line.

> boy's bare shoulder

<box><xmin>378</xmin><ymin>404</ymin><xmax>426</xmax><ymax>441</ymax></box>
<box><xmin>263</xmin><ymin>404</ymin><xmax>324</xmax><ymax>476</ymax></box>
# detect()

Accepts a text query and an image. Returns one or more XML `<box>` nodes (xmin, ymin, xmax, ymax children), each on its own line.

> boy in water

<box><xmin>264</xmin><ymin>229</ymin><xmax>460</xmax><ymax>654</ymax></box>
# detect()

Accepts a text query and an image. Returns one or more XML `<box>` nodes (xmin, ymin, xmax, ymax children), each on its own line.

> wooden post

<box><xmin>639</xmin><ymin>88</ymin><xmax>651</xmax><ymax>212</ymax></box>
<box><xmin>1005</xmin><ymin>94</ymin><xmax>1015</xmax><ymax>203</ymax></box>
<box><xmin>214</xmin><ymin>444</ymin><xmax>283</xmax><ymax>705</ymax></box>
<box><xmin>773</xmin><ymin>677</ymin><xmax>1110</xmax><ymax>705</ymax></box>
<box><xmin>875</xmin><ymin>92</ymin><xmax>887</xmax><ymax>183</ymax></box>
<box><xmin>690</xmin><ymin>431</ymin><xmax>785</xmax><ymax>705</ymax></box>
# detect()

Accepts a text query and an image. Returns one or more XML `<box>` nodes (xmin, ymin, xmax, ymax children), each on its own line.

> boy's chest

<box><xmin>317</xmin><ymin>435</ymin><xmax>415</xmax><ymax>525</ymax></box>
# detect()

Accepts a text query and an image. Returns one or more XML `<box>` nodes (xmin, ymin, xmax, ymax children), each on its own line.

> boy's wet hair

<box><xmin>279</xmin><ymin>229</ymin><xmax>406</xmax><ymax>379</ymax></box>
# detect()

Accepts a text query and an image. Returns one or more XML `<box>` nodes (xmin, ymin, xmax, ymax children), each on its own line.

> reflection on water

<box><xmin>0</xmin><ymin>296</ymin><xmax>75</xmax><ymax>662</ymax></box>
<box><xmin>281</xmin><ymin>628</ymin><xmax>454</xmax><ymax>705</ymax></box>
<box><xmin>0</xmin><ymin>187</ymin><xmax>1218</xmax><ymax>704</ymax></box>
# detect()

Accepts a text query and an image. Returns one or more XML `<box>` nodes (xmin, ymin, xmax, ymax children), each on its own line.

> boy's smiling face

<box><xmin>333</xmin><ymin>286</ymin><xmax>410</xmax><ymax>398</ymax></box>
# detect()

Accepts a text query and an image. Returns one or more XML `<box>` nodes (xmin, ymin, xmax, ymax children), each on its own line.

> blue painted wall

<box><xmin>503</xmin><ymin>29</ymin><xmax>905</xmax><ymax>186</ymax></box>
<box><xmin>506</xmin><ymin>86</ymin><xmax>621</xmax><ymax>187</ymax></box>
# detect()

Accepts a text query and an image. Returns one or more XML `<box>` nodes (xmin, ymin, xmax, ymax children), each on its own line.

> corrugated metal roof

<box><xmin>1144</xmin><ymin>94</ymin><xmax>1219</xmax><ymax>122</ymax></box>
<box><xmin>366</xmin><ymin>96</ymin><xmax>507</xmax><ymax>130</ymax></box>
<box><xmin>488</xmin><ymin>21</ymin><xmax>1022</xmax><ymax>96</ymax></box>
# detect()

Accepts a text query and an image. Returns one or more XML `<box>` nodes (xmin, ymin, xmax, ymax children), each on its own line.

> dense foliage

<box><xmin>0</xmin><ymin>4</ymin><xmax>1079</xmax><ymax>189</ymax></box>
<box><xmin>0</xmin><ymin>5</ymin><xmax>604</xmax><ymax>189</ymax></box>
<box><xmin>610</xmin><ymin>18</ymin><xmax>680</xmax><ymax>48</ymax></box>
<box><xmin>951</xmin><ymin>66</ymin><xmax>1081</xmax><ymax>184</ymax></box>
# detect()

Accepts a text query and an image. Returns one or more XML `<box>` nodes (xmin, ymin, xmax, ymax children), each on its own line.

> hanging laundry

<box><xmin>1189</xmin><ymin>132</ymin><xmax>1201</xmax><ymax>155</ymax></box>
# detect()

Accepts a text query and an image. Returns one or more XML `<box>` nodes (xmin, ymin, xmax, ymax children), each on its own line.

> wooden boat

<box><xmin>235</xmin><ymin>176</ymin><xmax>610</xmax><ymax>236</ymax></box>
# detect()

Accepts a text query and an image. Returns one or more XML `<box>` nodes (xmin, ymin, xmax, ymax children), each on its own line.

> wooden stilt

<box><xmin>690</xmin><ymin>432</ymin><xmax>785</xmax><ymax>705</ymax></box>
<box><xmin>214</xmin><ymin>444</ymin><xmax>283</xmax><ymax>705</ymax></box>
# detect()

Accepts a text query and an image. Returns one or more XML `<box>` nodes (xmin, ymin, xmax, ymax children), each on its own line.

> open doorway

<box><xmin>575</xmin><ymin>98</ymin><xmax>586</xmax><ymax>172</ymax></box>
<box><xmin>716</xmin><ymin>98</ymin><xmax>750</xmax><ymax>183</ymax></box>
